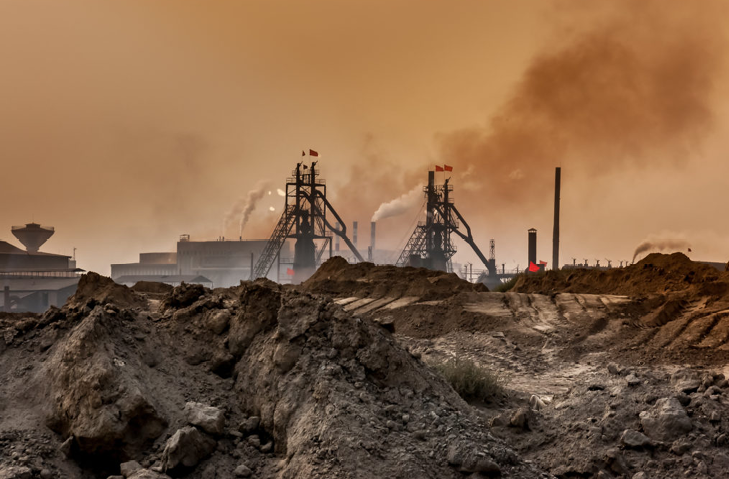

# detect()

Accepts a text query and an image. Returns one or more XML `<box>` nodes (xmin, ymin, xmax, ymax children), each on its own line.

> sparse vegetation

<box><xmin>435</xmin><ymin>357</ymin><xmax>504</xmax><ymax>402</ymax></box>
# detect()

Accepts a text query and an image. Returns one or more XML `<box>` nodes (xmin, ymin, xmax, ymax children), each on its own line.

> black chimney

<box><xmin>553</xmin><ymin>167</ymin><xmax>561</xmax><ymax>271</ymax></box>
<box><xmin>528</xmin><ymin>228</ymin><xmax>537</xmax><ymax>271</ymax></box>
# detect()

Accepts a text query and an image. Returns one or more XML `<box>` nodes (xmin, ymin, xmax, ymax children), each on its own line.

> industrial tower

<box><xmin>251</xmin><ymin>162</ymin><xmax>363</xmax><ymax>283</ymax></box>
<box><xmin>396</xmin><ymin>171</ymin><xmax>496</xmax><ymax>276</ymax></box>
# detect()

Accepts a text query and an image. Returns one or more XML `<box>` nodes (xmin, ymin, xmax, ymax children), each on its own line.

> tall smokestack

<box><xmin>353</xmin><ymin>221</ymin><xmax>358</xmax><ymax>248</ymax></box>
<box><xmin>528</xmin><ymin>228</ymin><xmax>537</xmax><ymax>271</ymax></box>
<box><xmin>335</xmin><ymin>221</ymin><xmax>340</xmax><ymax>252</ymax></box>
<box><xmin>370</xmin><ymin>221</ymin><xmax>376</xmax><ymax>257</ymax></box>
<box><xmin>553</xmin><ymin>167</ymin><xmax>561</xmax><ymax>271</ymax></box>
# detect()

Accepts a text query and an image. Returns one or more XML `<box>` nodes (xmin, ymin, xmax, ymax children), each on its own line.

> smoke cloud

<box><xmin>223</xmin><ymin>180</ymin><xmax>271</xmax><ymax>238</ymax></box>
<box><xmin>371</xmin><ymin>185</ymin><xmax>423</xmax><ymax>222</ymax></box>
<box><xmin>441</xmin><ymin>1</ymin><xmax>725</xmax><ymax>208</ymax></box>
<box><xmin>632</xmin><ymin>238</ymin><xmax>692</xmax><ymax>263</ymax></box>
<box><xmin>333</xmin><ymin>135</ymin><xmax>424</xmax><ymax>229</ymax></box>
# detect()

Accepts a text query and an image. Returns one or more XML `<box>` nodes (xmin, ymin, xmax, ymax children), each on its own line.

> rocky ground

<box><xmin>2</xmin><ymin>254</ymin><xmax>729</xmax><ymax>478</ymax></box>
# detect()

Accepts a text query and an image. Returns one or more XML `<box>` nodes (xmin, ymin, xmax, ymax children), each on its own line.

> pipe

<box><xmin>353</xmin><ymin>221</ymin><xmax>358</xmax><ymax>247</ymax></box>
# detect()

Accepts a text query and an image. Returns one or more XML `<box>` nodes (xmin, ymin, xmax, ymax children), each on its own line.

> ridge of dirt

<box><xmin>511</xmin><ymin>253</ymin><xmax>726</xmax><ymax>298</ymax></box>
<box><xmin>300</xmin><ymin>256</ymin><xmax>488</xmax><ymax>299</ymax></box>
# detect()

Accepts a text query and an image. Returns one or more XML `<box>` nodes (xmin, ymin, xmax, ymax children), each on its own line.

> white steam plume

<box><xmin>223</xmin><ymin>180</ymin><xmax>271</xmax><ymax>238</ymax></box>
<box><xmin>371</xmin><ymin>185</ymin><xmax>422</xmax><ymax>222</ymax></box>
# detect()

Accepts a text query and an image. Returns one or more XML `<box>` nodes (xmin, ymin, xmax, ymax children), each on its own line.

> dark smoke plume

<box><xmin>632</xmin><ymin>239</ymin><xmax>691</xmax><ymax>263</ymax></box>
<box><xmin>441</xmin><ymin>1</ymin><xmax>725</xmax><ymax>208</ymax></box>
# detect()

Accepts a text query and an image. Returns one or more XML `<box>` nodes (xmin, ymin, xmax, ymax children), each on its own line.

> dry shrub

<box><xmin>435</xmin><ymin>357</ymin><xmax>503</xmax><ymax>402</ymax></box>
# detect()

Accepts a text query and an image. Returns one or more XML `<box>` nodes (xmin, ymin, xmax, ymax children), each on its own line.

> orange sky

<box><xmin>1</xmin><ymin>1</ymin><xmax>728</xmax><ymax>274</ymax></box>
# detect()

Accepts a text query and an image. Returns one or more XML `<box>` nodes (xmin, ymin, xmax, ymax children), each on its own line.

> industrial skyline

<box><xmin>2</xmin><ymin>1</ymin><xmax>729</xmax><ymax>276</ymax></box>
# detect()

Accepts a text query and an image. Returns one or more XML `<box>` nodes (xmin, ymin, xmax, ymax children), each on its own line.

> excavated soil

<box><xmin>302</xmin><ymin>256</ymin><xmax>488</xmax><ymax>299</ymax></box>
<box><xmin>0</xmin><ymin>272</ymin><xmax>542</xmax><ymax>479</ymax></box>
<box><xmin>298</xmin><ymin>254</ymin><xmax>729</xmax><ymax>478</ymax></box>
<box><xmin>511</xmin><ymin>253</ymin><xmax>727</xmax><ymax>298</ymax></box>
<box><xmin>5</xmin><ymin>255</ymin><xmax>729</xmax><ymax>479</ymax></box>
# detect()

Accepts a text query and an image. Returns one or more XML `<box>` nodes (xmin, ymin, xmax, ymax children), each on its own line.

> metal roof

<box><xmin>0</xmin><ymin>241</ymin><xmax>70</xmax><ymax>258</ymax></box>
<box><xmin>0</xmin><ymin>277</ymin><xmax>80</xmax><ymax>292</ymax></box>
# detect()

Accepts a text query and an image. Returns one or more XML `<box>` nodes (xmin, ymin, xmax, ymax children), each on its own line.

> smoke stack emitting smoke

<box><xmin>223</xmin><ymin>180</ymin><xmax>271</xmax><ymax>238</ymax></box>
<box><xmin>371</xmin><ymin>185</ymin><xmax>422</xmax><ymax>222</ymax></box>
<box><xmin>632</xmin><ymin>239</ymin><xmax>692</xmax><ymax>263</ymax></box>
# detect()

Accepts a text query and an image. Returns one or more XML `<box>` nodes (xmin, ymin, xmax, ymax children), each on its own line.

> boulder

<box><xmin>128</xmin><ymin>470</ymin><xmax>172</xmax><ymax>479</ymax></box>
<box><xmin>239</xmin><ymin>416</ymin><xmax>260</xmax><ymax>435</ymax></box>
<box><xmin>234</xmin><ymin>465</ymin><xmax>252</xmax><ymax>477</ymax></box>
<box><xmin>639</xmin><ymin>397</ymin><xmax>692</xmax><ymax>442</ymax></box>
<box><xmin>161</xmin><ymin>426</ymin><xmax>216</xmax><ymax>471</ymax></box>
<box><xmin>120</xmin><ymin>460</ymin><xmax>143</xmax><ymax>477</ymax></box>
<box><xmin>446</xmin><ymin>446</ymin><xmax>501</xmax><ymax>476</ymax></box>
<box><xmin>670</xmin><ymin>370</ymin><xmax>701</xmax><ymax>394</ymax></box>
<box><xmin>184</xmin><ymin>402</ymin><xmax>225</xmax><ymax>435</ymax></box>
<box><xmin>620</xmin><ymin>429</ymin><xmax>652</xmax><ymax>449</ymax></box>
<box><xmin>509</xmin><ymin>408</ymin><xmax>531</xmax><ymax>430</ymax></box>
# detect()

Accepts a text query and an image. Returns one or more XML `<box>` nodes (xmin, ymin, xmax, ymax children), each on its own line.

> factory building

<box><xmin>1</xmin><ymin>223</ymin><xmax>82</xmax><ymax>313</ymax></box>
<box><xmin>111</xmin><ymin>235</ymin><xmax>291</xmax><ymax>288</ymax></box>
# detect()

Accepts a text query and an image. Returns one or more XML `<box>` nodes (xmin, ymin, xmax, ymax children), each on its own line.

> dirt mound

<box><xmin>301</xmin><ymin>256</ymin><xmax>487</xmax><ymax>299</ymax></box>
<box><xmin>0</xmin><ymin>274</ymin><xmax>543</xmax><ymax>478</ymax></box>
<box><xmin>131</xmin><ymin>281</ymin><xmax>174</xmax><ymax>294</ymax></box>
<box><xmin>70</xmin><ymin>272</ymin><xmax>141</xmax><ymax>309</ymax></box>
<box><xmin>512</xmin><ymin>253</ymin><xmax>726</xmax><ymax>297</ymax></box>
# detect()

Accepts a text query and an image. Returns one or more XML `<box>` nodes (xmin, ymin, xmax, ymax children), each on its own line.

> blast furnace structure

<box><xmin>396</xmin><ymin>171</ymin><xmax>497</xmax><ymax>279</ymax></box>
<box><xmin>251</xmin><ymin>162</ymin><xmax>363</xmax><ymax>283</ymax></box>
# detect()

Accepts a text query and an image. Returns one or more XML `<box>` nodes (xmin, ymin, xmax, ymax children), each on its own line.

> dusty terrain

<box><xmin>2</xmin><ymin>253</ymin><xmax>729</xmax><ymax>478</ymax></box>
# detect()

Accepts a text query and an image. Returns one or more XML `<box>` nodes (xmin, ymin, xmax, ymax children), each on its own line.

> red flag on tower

<box><xmin>529</xmin><ymin>261</ymin><xmax>540</xmax><ymax>272</ymax></box>
<box><xmin>444</xmin><ymin>165</ymin><xmax>453</xmax><ymax>172</ymax></box>
<box><xmin>286</xmin><ymin>268</ymin><xmax>295</xmax><ymax>276</ymax></box>
<box><xmin>435</xmin><ymin>165</ymin><xmax>444</xmax><ymax>172</ymax></box>
<box><xmin>539</xmin><ymin>260</ymin><xmax>547</xmax><ymax>265</ymax></box>
<box><xmin>309</xmin><ymin>149</ymin><xmax>319</xmax><ymax>157</ymax></box>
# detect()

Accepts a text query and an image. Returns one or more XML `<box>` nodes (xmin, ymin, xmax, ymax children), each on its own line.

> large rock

<box><xmin>671</xmin><ymin>370</ymin><xmax>701</xmax><ymax>394</ymax></box>
<box><xmin>161</xmin><ymin>426</ymin><xmax>216</xmax><ymax>471</ymax></box>
<box><xmin>128</xmin><ymin>470</ymin><xmax>172</xmax><ymax>479</ymax></box>
<box><xmin>184</xmin><ymin>402</ymin><xmax>225</xmax><ymax>435</ymax></box>
<box><xmin>447</xmin><ymin>446</ymin><xmax>501</xmax><ymax>476</ymax></box>
<box><xmin>620</xmin><ymin>429</ymin><xmax>652</xmax><ymax>449</ymax></box>
<box><xmin>639</xmin><ymin>397</ymin><xmax>692</xmax><ymax>442</ymax></box>
<box><xmin>120</xmin><ymin>460</ymin><xmax>143</xmax><ymax>477</ymax></box>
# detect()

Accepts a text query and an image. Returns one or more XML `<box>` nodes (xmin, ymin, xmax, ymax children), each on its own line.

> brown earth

<box><xmin>302</xmin><ymin>256</ymin><xmax>488</xmax><ymax>299</ymax></box>
<box><xmin>5</xmin><ymin>254</ymin><xmax>729</xmax><ymax>479</ymax></box>
<box><xmin>0</xmin><ymin>273</ymin><xmax>541</xmax><ymax>479</ymax></box>
<box><xmin>298</xmin><ymin>254</ymin><xmax>729</xmax><ymax>478</ymax></box>
<box><xmin>511</xmin><ymin>253</ymin><xmax>727</xmax><ymax>298</ymax></box>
